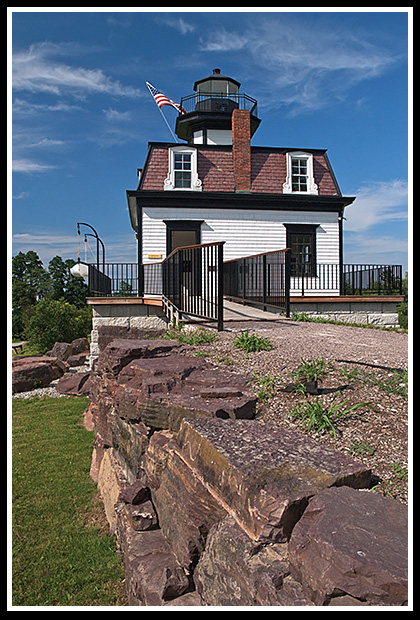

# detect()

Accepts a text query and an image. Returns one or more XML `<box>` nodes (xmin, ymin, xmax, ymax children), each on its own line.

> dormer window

<box><xmin>283</xmin><ymin>151</ymin><xmax>318</xmax><ymax>195</ymax></box>
<box><xmin>165</xmin><ymin>146</ymin><xmax>202</xmax><ymax>191</ymax></box>
<box><xmin>174</xmin><ymin>152</ymin><xmax>191</xmax><ymax>188</ymax></box>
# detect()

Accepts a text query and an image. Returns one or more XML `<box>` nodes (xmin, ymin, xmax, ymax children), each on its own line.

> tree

<box><xmin>12</xmin><ymin>251</ymin><xmax>89</xmax><ymax>338</ymax></box>
<box><xmin>48</xmin><ymin>256</ymin><xmax>88</xmax><ymax>308</ymax></box>
<box><xmin>12</xmin><ymin>251</ymin><xmax>50</xmax><ymax>337</ymax></box>
<box><xmin>23</xmin><ymin>298</ymin><xmax>92</xmax><ymax>353</ymax></box>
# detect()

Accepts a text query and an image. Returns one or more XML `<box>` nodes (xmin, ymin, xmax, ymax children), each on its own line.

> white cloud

<box><xmin>159</xmin><ymin>15</ymin><xmax>195</xmax><ymax>35</ymax></box>
<box><xmin>343</xmin><ymin>232</ymin><xmax>408</xmax><ymax>270</ymax></box>
<box><xmin>12</xmin><ymin>158</ymin><xmax>57</xmax><ymax>173</ymax></box>
<box><xmin>103</xmin><ymin>108</ymin><xmax>132</xmax><ymax>122</ymax></box>
<box><xmin>199</xmin><ymin>15</ymin><xmax>401</xmax><ymax>114</ymax></box>
<box><xmin>12</xmin><ymin>42</ymin><xmax>142</xmax><ymax>98</ymax></box>
<box><xmin>344</xmin><ymin>180</ymin><xmax>408</xmax><ymax>232</ymax></box>
<box><xmin>12</xmin><ymin>231</ymin><xmax>137</xmax><ymax>265</ymax></box>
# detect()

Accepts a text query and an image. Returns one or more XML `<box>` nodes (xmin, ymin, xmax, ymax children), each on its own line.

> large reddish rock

<box><xmin>114</xmin><ymin>354</ymin><xmax>257</xmax><ymax>430</ymax></box>
<box><xmin>97</xmin><ymin>339</ymin><xmax>182</xmax><ymax>376</ymax></box>
<box><xmin>115</xmin><ymin>507</ymin><xmax>190</xmax><ymax>606</ymax></box>
<box><xmin>143</xmin><ymin>430</ymin><xmax>227</xmax><ymax>569</ymax></box>
<box><xmin>12</xmin><ymin>356</ymin><xmax>68</xmax><ymax>393</ymax></box>
<box><xmin>288</xmin><ymin>486</ymin><xmax>408</xmax><ymax>606</ymax></box>
<box><xmin>176</xmin><ymin>418</ymin><xmax>372</xmax><ymax>542</ymax></box>
<box><xmin>194</xmin><ymin>516</ymin><xmax>313</xmax><ymax>606</ymax></box>
<box><xmin>97</xmin><ymin>325</ymin><xmax>165</xmax><ymax>352</ymax></box>
<box><xmin>56</xmin><ymin>371</ymin><xmax>92</xmax><ymax>395</ymax></box>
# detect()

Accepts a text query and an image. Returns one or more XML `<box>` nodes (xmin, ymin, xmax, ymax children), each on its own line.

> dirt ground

<box><xmin>190</xmin><ymin>319</ymin><xmax>410</xmax><ymax>504</ymax></box>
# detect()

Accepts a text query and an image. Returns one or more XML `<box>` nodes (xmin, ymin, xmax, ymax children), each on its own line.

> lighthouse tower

<box><xmin>174</xmin><ymin>68</ymin><xmax>261</xmax><ymax>145</ymax></box>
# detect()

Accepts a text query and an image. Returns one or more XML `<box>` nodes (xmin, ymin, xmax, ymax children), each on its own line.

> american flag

<box><xmin>146</xmin><ymin>82</ymin><xmax>186</xmax><ymax>114</ymax></box>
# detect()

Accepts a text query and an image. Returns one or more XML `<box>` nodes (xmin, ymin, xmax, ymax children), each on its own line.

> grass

<box><xmin>289</xmin><ymin>392</ymin><xmax>376</xmax><ymax>437</ymax></box>
<box><xmin>339</xmin><ymin>365</ymin><xmax>408</xmax><ymax>399</ymax></box>
<box><xmin>12</xmin><ymin>396</ymin><xmax>126</xmax><ymax>607</ymax></box>
<box><xmin>233</xmin><ymin>329</ymin><xmax>273</xmax><ymax>353</ymax></box>
<box><xmin>289</xmin><ymin>358</ymin><xmax>334</xmax><ymax>387</ymax></box>
<box><xmin>247</xmin><ymin>373</ymin><xmax>278</xmax><ymax>403</ymax></box>
<box><xmin>291</xmin><ymin>311</ymin><xmax>407</xmax><ymax>333</ymax></box>
<box><xmin>163</xmin><ymin>326</ymin><xmax>218</xmax><ymax>346</ymax></box>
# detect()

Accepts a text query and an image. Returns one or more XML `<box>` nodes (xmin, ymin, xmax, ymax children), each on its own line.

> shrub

<box><xmin>233</xmin><ymin>329</ymin><xmax>273</xmax><ymax>353</ymax></box>
<box><xmin>23</xmin><ymin>299</ymin><xmax>92</xmax><ymax>353</ymax></box>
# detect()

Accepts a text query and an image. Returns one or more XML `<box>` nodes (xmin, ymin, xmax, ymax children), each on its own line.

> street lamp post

<box><xmin>77</xmin><ymin>222</ymin><xmax>105</xmax><ymax>272</ymax></box>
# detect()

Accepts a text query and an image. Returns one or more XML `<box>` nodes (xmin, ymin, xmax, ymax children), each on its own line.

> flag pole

<box><xmin>158</xmin><ymin>106</ymin><xmax>178</xmax><ymax>143</ymax></box>
<box><xmin>146</xmin><ymin>81</ymin><xmax>179</xmax><ymax>143</ymax></box>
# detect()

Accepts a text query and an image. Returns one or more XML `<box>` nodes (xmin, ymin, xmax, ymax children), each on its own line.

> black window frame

<box><xmin>285</xmin><ymin>224</ymin><xmax>318</xmax><ymax>277</ymax></box>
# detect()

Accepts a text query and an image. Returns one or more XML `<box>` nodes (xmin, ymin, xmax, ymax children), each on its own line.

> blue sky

<box><xmin>9</xmin><ymin>9</ymin><xmax>411</xmax><ymax>274</ymax></box>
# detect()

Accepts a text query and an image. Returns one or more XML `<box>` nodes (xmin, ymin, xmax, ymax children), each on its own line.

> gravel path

<box><xmin>194</xmin><ymin>319</ymin><xmax>409</xmax><ymax>504</ymax></box>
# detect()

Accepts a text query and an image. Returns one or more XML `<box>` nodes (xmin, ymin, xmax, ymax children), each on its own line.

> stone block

<box><xmin>115</xmin><ymin>508</ymin><xmax>190</xmax><ymax>606</ymax></box>
<box><xmin>124</xmin><ymin>501</ymin><xmax>158</xmax><ymax>531</ymax></box>
<box><xmin>12</xmin><ymin>356</ymin><xmax>68</xmax><ymax>393</ymax></box>
<box><xmin>114</xmin><ymin>353</ymin><xmax>257</xmax><ymax>431</ymax></box>
<box><xmin>56</xmin><ymin>371</ymin><xmax>92</xmax><ymax>395</ymax></box>
<box><xmin>112</xmin><ymin>416</ymin><xmax>150</xmax><ymax>481</ymax></box>
<box><xmin>97</xmin><ymin>338</ymin><xmax>181</xmax><ymax>375</ymax></box>
<box><xmin>194</xmin><ymin>516</ymin><xmax>313</xmax><ymax>606</ymax></box>
<box><xmin>144</xmin><ymin>430</ymin><xmax>227</xmax><ymax>569</ymax></box>
<box><xmin>288</xmin><ymin>486</ymin><xmax>408</xmax><ymax>606</ymax></box>
<box><xmin>97</xmin><ymin>448</ymin><xmax>129</xmax><ymax>534</ymax></box>
<box><xmin>368</xmin><ymin>313</ymin><xmax>399</xmax><ymax>326</ymax></box>
<box><xmin>176</xmin><ymin>418</ymin><xmax>371</xmax><ymax>542</ymax></box>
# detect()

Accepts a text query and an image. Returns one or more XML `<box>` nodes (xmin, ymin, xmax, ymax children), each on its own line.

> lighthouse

<box><xmin>174</xmin><ymin>68</ymin><xmax>261</xmax><ymax>145</ymax></box>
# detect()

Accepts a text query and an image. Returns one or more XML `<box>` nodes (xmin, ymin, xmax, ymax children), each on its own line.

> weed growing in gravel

<box><xmin>289</xmin><ymin>392</ymin><xmax>375</xmax><ymax>437</ymax></box>
<box><xmin>164</xmin><ymin>326</ymin><xmax>218</xmax><ymax>345</ymax></box>
<box><xmin>339</xmin><ymin>365</ymin><xmax>408</xmax><ymax>399</ymax></box>
<box><xmin>290</xmin><ymin>358</ymin><xmax>334</xmax><ymax>385</ymax></box>
<box><xmin>247</xmin><ymin>373</ymin><xmax>278</xmax><ymax>402</ymax></box>
<box><xmin>348</xmin><ymin>440</ymin><xmax>376</xmax><ymax>456</ymax></box>
<box><xmin>233</xmin><ymin>329</ymin><xmax>273</xmax><ymax>353</ymax></box>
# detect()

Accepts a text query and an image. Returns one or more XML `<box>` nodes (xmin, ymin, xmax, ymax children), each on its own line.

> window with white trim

<box><xmin>164</xmin><ymin>146</ymin><xmax>202</xmax><ymax>191</ymax></box>
<box><xmin>283</xmin><ymin>151</ymin><xmax>318</xmax><ymax>195</ymax></box>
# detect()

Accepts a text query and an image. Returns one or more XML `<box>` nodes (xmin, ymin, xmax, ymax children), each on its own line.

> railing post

<box><xmin>301</xmin><ymin>263</ymin><xmax>305</xmax><ymax>296</ymax></box>
<box><xmin>242</xmin><ymin>258</ymin><xmax>246</xmax><ymax>304</ymax></box>
<box><xmin>262</xmin><ymin>254</ymin><xmax>267</xmax><ymax>310</ymax></box>
<box><xmin>217</xmin><ymin>243</ymin><xmax>224</xmax><ymax>331</ymax></box>
<box><xmin>285</xmin><ymin>249</ymin><xmax>291</xmax><ymax>318</ymax></box>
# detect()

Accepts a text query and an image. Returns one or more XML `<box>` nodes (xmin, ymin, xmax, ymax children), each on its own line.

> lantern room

<box><xmin>175</xmin><ymin>68</ymin><xmax>261</xmax><ymax>144</ymax></box>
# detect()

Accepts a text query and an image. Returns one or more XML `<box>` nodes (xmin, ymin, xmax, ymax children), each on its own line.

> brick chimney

<box><xmin>232</xmin><ymin>108</ymin><xmax>251</xmax><ymax>192</ymax></box>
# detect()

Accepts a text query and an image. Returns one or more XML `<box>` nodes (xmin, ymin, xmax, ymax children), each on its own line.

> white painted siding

<box><xmin>142</xmin><ymin>206</ymin><xmax>340</xmax><ymax>295</ymax></box>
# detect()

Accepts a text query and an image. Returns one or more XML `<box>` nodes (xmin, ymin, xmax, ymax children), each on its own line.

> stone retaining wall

<box><xmin>290</xmin><ymin>299</ymin><xmax>400</xmax><ymax>327</ymax></box>
<box><xmin>87</xmin><ymin>327</ymin><xmax>408</xmax><ymax>607</ymax></box>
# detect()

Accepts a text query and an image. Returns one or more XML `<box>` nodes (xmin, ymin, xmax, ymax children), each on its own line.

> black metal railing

<box><xmin>143</xmin><ymin>262</ymin><xmax>162</xmax><ymax>296</ymax></box>
<box><xmin>87</xmin><ymin>259</ymin><xmax>403</xmax><ymax>301</ymax></box>
<box><xmin>180</xmin><ymin>92</ymin><xmax>258</xmax><ymax>117</ymax></box>
<box><xmin>162</xmin><ymin>241</ymin><xmax>225</xmax><ymax>330</ymax></box>
<box><xmin>223</xmin><ymin>249</ymin><xmax>291</xmax><ymax>316</ymax></box>
<box><xmin>342</xmin><ymin>264</ymin><xmax>403</xmax><ymax>296</ymax></box>
<box><xmin>88</xmin><ymin>264</ymin><xmax>112</xmax><ymax>297</ymax></box>
<box><xmin>289</xmin><ymin>263</ymin><xmax>403</xmax><ymax>296</ymax></box>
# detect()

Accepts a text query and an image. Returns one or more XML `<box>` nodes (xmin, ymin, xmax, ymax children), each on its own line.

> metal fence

<box><xmin>179</xmin><ymin>91</ymin><xmax>258</xmax><ymax>117</ymax></box>
<box><xmin>223</xmin><ymin>248</ymin><xmax>291</xmax><ymax>316</ymax></box>
<box><xmin>342</xmin><ymin>264</ymin><xmax>403</xmax><ymax>296</ymax></box>
<box><xmin>87</xmin><ymin>259</ymin><xmax>402</xmax><ymax>301</ymax></box>
<box><xmin>162</xmin><ymin>241</ymin><xmax>225</xmax><ymax>330</ymax></box>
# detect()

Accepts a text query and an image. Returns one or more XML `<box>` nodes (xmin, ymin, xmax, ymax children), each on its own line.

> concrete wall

<box><xmin>290</xmin><ymin>299</ymin><xmax>400</xmax><ymax>327</ymax></box>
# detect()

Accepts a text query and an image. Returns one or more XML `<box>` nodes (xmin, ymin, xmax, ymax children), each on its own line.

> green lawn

<box><xmin>11</xmin><ymin>396</ymin><xmax>126</xmax><ymax>607</ymax></box>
